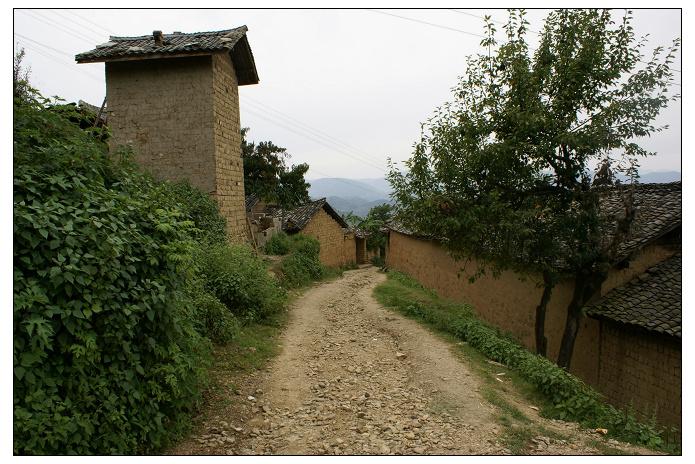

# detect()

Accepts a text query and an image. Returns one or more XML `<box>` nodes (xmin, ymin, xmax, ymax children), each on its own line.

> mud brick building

<box><xmin>276</xmin><ymin>198</ymin><xmax>359</xmax><ymax>267</ymax></box>
<box><xmin>76</xmin><ymin>27</ymin><xmax>259</xmax><ymax>243</ymax></box>
<box><xmin>386</xmin><ymin>182</ymin><xmax>682</xmax><ymax>426</ymax></box>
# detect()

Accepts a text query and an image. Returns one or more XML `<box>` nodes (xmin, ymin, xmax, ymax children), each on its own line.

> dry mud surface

<box><xmin>170</xmin><ymin>266</ymin><xmax>658</xmax><ymax>456</ymax></box>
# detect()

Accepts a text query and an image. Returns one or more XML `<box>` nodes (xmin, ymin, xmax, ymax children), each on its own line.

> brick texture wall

<box><xmin>105</xmin><ymin>53</ymin><xmax>247</xmax><ymax>243</ymax></box>
<box><xmin>211</xmin><ymin>53</ymin><xmax>246</xmax><ymax>243</ymax></box>
<box><xmin>299</xmin><ymin>209</ymin><xmax>356</xmax><ymax>268</ymax></box>
<box><xmin>106</xmin><ymin>56</ymin><xmax>216</xmax><ymax>192</ymax></box>
<box><xmin>598</xmin><ymin>322</ymin><xmax>681</xmax><ymax>426</ymax></box>
<box><xmin>386</xmin><ymin>230</ymin><xmax>681</xmax><ymax>425</ymax></box>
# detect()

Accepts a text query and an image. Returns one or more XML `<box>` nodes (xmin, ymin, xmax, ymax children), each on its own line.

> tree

<box><xmin>14</xmin><ymin>46</ymin><xmax>31</xmax><ymax>102</ymax></box>
<box><xmin>388</xmin><ymin>9</ymin><xmax>679</xmax><ymax>367</ymax></box>
<box><xmin>241</xmin><ymin>127</ymin><xmax>310</xmax><ymax>209</ymax></box>
<box><xmin>361</xmin><ymin>203</ymin><xmax>393</xmax><ymax>252</ymax></box>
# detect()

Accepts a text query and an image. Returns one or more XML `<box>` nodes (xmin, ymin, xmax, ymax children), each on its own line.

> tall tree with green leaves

<box><xmin>388</xmin><ymin>9</ymin><xmax>679</xmax><ymax>367</ymax></box>
<box><xmin>241</xmin><ymin>127</ymin><xmax>310</xmax><ymax>209</ymax></box>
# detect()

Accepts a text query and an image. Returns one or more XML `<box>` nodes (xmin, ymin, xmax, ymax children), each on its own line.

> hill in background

<box><xmin>307</xmin><ymin>171</ymin><xmax>680</xmax><ymax>217</ymax></box>
<box><xmin>308</xmin><ymin>178</ymin><xmax>392</xmax><ymax>217</ymax></box>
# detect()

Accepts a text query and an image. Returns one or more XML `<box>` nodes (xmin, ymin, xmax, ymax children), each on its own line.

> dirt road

<box><xmin>171</xmin><ymin>266</ymin><xmax>656</xmax><ymax>456</ymax></box>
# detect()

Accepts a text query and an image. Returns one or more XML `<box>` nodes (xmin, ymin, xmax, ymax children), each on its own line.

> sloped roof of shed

<box><xmin>75</xmin><ymin>26</ymin><xmax>259</xmax><ymax>85</ymax></box>
<box><xmin>245</xmin><ymin>193</ymin><xmax>260</xmax><ymax>212</ymax></box>
<box><xmin>276</xmin><ymin>198</ymin><xmax>349</xmax><ymax>232</ymax></box>
<box><xmin>586</xmin><ymin>252</ymin><xmax>681</xmax><ymax>338</ymax></box>
<box><xmin>598</xmin><ymin>182</ymin><xmax>681</xmax><ymax>262</ymax></box>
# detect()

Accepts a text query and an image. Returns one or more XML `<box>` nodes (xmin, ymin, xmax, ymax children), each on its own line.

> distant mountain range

<box><xmin>628</xmin><ymin>171</ymin><xmax>681</xmax><ymax>184</ymax></box>
<box><xmin>308</xmin><ymin>171</ymin><xmax>680</xmax><ymax>217</ymax></box>
<box><xmin>308</xmin><ymin>178</ymin><xmax>392</xmax><ymax>217</ymax></box>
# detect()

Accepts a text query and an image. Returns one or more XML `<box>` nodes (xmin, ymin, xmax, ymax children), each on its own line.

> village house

<box><xmin>273</xmin><ymin>198</ymin><xmax>365</xmax><ymax>267</ymax></box>
<box><xmin>76</xmin><ymin>27</ymin><xmax>259</xmax><ymax>243</ymax></box>
<box><xmin>385</xmin><ymin>182</ymin><xmax>681</xmax><ymax>426</ymax></box>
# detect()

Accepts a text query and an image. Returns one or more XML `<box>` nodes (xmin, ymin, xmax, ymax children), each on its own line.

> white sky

<box><xmin>13</xmin><ymin>8</ymin><xmax>681</xmax><ymax>180</ymax></box>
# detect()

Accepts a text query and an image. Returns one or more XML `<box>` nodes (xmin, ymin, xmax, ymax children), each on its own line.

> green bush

<box><xmin>182</xmin><ymin>284</ymin><xmax>241</xmax><ymax>344</ymax></box>
<box><xmin>158</xmin><ymin>180</ymin><xmax>227</xmax><ymax>246</ymax></box>
<box><xmin>197</xmin><ymin>244</ymin><xmax>286</xmax><ymax>322</ymax></box>
<box><xmin>263</xmin><ymin>231</ymin><xmax>291</xmax><ymax>255</ymax></box>
<box><xmin>279</xmin><ymin>235</ymin><xmax>323</xmax><ymax>288</ymax></box>
<box><xmin>13</xmin><ymin>93</ymin><xmax>210</xmax><ymax>454</ymax></box>
<box><xmin>374</xmin><ymin>271</ymin><xmax>667</xmax><ymax>450</ymax></box>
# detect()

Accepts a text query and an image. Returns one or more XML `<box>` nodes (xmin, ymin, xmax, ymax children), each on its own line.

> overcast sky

<box><xmin>13</xmin><ymin>8</ymin><xmax>682</xmax><ymax>180</ymax></box>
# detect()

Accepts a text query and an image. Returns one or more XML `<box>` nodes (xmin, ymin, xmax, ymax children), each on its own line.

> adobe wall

<box><xmin>300</xmin><ymin>209</ymin><xmax>356</xmax><ymax>268</ymax></box>
<box><xmin>211</xmin><ymin>53</ymin><xmax>247</xmax><ymax>243</ymax></box>
<box><xmin>106</xmin><ymin>56</ymin><xmax>216</xmax><ymax>193</ymax></box>
<box><xmin>385</xmin><ymin>230</ymin><xmax>680</xmax><ymax>424</ymax></box>
<box><xmin>598</xmin><ymin>322</ymin><xmax>681</xmax><ymax>426</ymax></box>
<box><xmin>105</xmin><ymin>53</ymin><xmax>247</xmax><ymax>243</ymax></box>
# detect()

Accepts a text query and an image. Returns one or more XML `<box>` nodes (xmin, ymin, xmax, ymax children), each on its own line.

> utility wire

<box><xmin>242</xmin><ymin>98</ymin><xmax>383</xmax><ymax>169</ymax></box>
<box><xmin>62</xmin><ymin>9</ymin><xmax>118</xmax><ymax>36</ymax></box>
<box><xmin>13</xmin><ymin>33</ymin><xmax>103</xmax><ymax>80</ymax></box>
<box><xmin>15</xmin><ymin>41</ymin><xmax>103</xmax><ymax>84</ymax></box>
<box><xmin>447</xmin><ymin>8</ymin><xmax>680</xmax><ymax>73</ymax></box>
<box><xmin>15</xmin><ymin>32</ymin><xmax>77</xmax><ymax>58</ymax></box>
<box><xmin>241</xmin><ymin>105</ymin><xmax>386</xmax><ymax>172</ymax></box>
<box><xmin>365</xmin><ymin>9</ymin><xmax>485</xmax><ymax>38</ymax></box>
<box><xmin>367</xmin><ymin>8</ymin><xmax>681</xmax><ymax>82</ymax></box>
<box><xmin>48</xmin><ymin>9</ymin><xmax>111</xmax><ymax>40</ymax></box>
<box><xmin>18</xmin><ymin>9</ymin><xmax>103</xmax><ymax>44</ymax></box>
<box><xmin>18</xmin><ymin>10</ymin><xmax>391</xmax><ymax>173</ymax></box>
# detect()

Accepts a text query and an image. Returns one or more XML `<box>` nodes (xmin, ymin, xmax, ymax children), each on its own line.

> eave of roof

<box><xmin>75</xmin><ymin>26</ymin><xmax>259</xmax><ymax>85</ymax></box>
<box><xmin>586</xmin><ymin>252</ymin><xmax>681</xmax><ymax>338</ymax></box>
<box><xmin>277</xmin><ymin>198</ymin><xmax>350</xmax><ymax>232</ymax></box>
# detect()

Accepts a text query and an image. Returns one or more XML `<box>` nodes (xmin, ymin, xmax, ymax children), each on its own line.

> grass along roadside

<box><xmin>373</xmin><ymin>270</ymin><xmax>678</xmax><ymax>454</ymax></box>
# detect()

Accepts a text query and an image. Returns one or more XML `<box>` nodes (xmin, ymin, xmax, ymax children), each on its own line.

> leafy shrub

<box><xmin>182</xmin><ymin>285</ymin><xmax>240</xmax><ymax>344</ymax></box>
<box><xmin>157</xmin><ymin>180</ymin><xmax>227</xmax><ymax>246</ymax></box>
<box><xmin>370</xmin><ymin>255</ymin><xmax>385</xmax><ymax>267</ymax></box>
<box><xmin>374</xmin><ymin>271</ymin><xmax>667</xmax><ymax>450</ymax></box>
<box><xmin>279</xmin><ymin>235</ymin><xmax>323</xmax><ymax>288</ymax></box>
<box><xmin>13</xmin><ymin>93</ymin><xmax>210</xmax><ymax>454</ymax></box>
<box><xmin>263</xmin><ymin>231</ymin><xmax>291</xmax><ymax>255</ymax></box>
<box><xmin>196</xmin><ymin>244</ymin><xmax>286</xmax><ymax>322</ymax></box>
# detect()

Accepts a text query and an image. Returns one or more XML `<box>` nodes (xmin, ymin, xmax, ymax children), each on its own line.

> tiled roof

<box><xmin>388</xmin><ymin>182</ymin><xmax>681</xmax><ymax>266</ymax></box>
<box><xmin>75</xmin><ymin>27</ymin><xmax>259</xmax><ymax>85</ymax></box>
<box><xmin>598</xmin><ymin>182</ymin><xmax>681</xmax><ymax>262</ymax></box>
<box><xmin>276</xmin><ymin>198</ymin><xmax>349</xmax><ymax>232</ymax></box>
<box><xmin>586</xmin><ymin>253</ymin><xmax>681</xmax><ymax>337</ymax></box>
<box><xmin>245</xmin><ymin>193</ymin><xmax>259</xmax><ymax>212</ymax></box>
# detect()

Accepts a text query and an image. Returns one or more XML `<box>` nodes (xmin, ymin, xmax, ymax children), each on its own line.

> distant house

<box><xmin>276</xmin><ymin>198</ymin><xmax>362</xmax><ymax>267</ymax></box>
<box><xmin>385</xmin><ymin>182</ymin><xmax>681</xmax><ymax>425</ymax></box>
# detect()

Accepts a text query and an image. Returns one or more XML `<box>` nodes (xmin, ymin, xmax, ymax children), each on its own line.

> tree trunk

<box><xmin>534</xmin><ymin>271</ymin><xmax>554</xmax><ymax>357</ymax></box>
<box><xmin>556</xmin><ymin>270</ymin><xmax>606</xmax><ymax>369</ymax></box>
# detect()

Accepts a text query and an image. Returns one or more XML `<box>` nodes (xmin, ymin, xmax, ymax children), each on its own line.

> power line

<box><xmin>240</xmin><ymin>105</ymin><xmax>386</xmax><ymax>172</ymax></box>
<box><xmin>242</xmin><ymin>97</ymin><xmax>384</xmax><ymax>169</ymax></box>
<box><xmin>48</xmin><ymin>9</ymin><xmax>111</xmax><ymax>40</ymax></box>
<box><xmin>16</xmin><ymin>41</ymin><xmax>103</xmax><ymax>84</ymax></box>
<box><xmin>62</xmin><ymin>9</ymin><xmax>117</xmax><ymax>36</ymax></box>
<box><xmin>13</xmin><ymin>33</ymin><xmax>103</xmax><ymax>80</ymax></box>
<box><xmin>17</xmin><ymin>11</ymin><xmax>390</xmax><ymax>174</ymax></box>
<box><xmin>447</xmin><ymin>8</ymin><xmax>680</xmax><ymax>74</ymax></box>
<box><xmin>18</xmin><ymin>9</ymin><xmax>103</xmax><ymax>45</ymax></box>
<box><xmin>365</xmin><ymin>9</ymin><xmax>485</xmax><ymax>38</ymax></box>
<box><xmin>14</xmin><ymin>32</ymin><xmax>76</xmax><ymax>58</ymax></box>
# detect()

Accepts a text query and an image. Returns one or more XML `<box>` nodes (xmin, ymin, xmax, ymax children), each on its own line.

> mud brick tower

<box><xmin>76</xmin><ymin>27</ymin><xmax>259</xmax><ymax>242</ymax></box>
